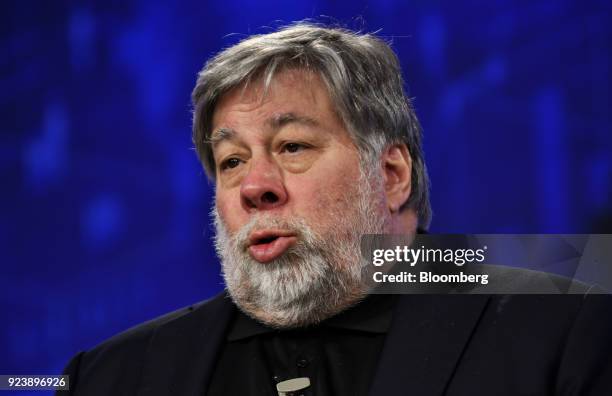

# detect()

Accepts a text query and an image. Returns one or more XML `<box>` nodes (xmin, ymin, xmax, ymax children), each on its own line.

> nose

<box><xmin>240</xmin><ymin>155</ymin><xmax>288</xmax><ymax>211</ymax></box>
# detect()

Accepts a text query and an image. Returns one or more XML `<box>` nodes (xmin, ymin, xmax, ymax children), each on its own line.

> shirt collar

<box><xmin>227</xmin><ymin>294</ymin><xmax>398</xmax><ymax>341</ymax></box>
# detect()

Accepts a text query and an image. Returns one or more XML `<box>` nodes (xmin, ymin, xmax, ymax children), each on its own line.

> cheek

<box><xmin>290</xmin><ymin>170</ymin><xmax>359</xmax><ymax>218</ymax></box>
<box><xmin>287</xmin><ymin>180</ymin><xmax>320</xmax><ymax>209</ymax></box>
<box><xmin>215</xmin><ymin>190</ymin><xmax>244</xmax><ymax>233</ymax></box>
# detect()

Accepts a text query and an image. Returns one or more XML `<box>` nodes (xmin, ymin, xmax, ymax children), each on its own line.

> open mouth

<box><xmin>255</xmin><ymin>235</ymin><xmax>279</xmax><ymax>244</ymax></box>
<box><xmin>247</xmin><ymin>230</ymin><xmax>297</xmax><ymax>263</ymax></box>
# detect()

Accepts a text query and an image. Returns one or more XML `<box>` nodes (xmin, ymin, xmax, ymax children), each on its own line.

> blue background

<box><xmin>1</xmin><ymin>0</ymin><xmax>610</xmax><ymax>389</ymax></box>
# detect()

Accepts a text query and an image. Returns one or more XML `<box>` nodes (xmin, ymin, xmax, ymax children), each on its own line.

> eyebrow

<box><xmin>209</xmin><ymin>112</ymin><xmax>319</xmax><ymax>147</ymax></box>
<box><xmin>208</xmin><ymin>127</ymin><xmax>235</xmax><ymax>146</ymax></box>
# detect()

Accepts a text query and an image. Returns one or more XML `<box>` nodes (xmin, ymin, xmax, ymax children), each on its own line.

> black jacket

<box><xmin>59</xmin><ymin>291</ymin><xmax>612</xmax><ymax>395</ymax></box>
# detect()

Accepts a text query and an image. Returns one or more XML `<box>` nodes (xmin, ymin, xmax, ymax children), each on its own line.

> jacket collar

<box><xmin>368</xmin><ymin>294</ymin><xmax>490</xmax><ymax>396</ymax></box>
<box><xmin>135</xmin><ymin>291</ymin><xmax>490</xmax><ymax>396</ymax></box>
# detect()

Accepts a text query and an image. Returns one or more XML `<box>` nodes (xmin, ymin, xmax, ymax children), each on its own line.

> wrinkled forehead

<box><xmin>210</xmin><ymin>67</ymin><xmax>347</xmax><ymax>139</ymax></box>
<box><xmin>199</xmin><ymin>65</ymin><xmax>363</xmax><ymax>179</ymax></box>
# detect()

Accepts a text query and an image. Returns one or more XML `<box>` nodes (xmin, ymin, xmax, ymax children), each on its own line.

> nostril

<box><xmin>244</xmin><ymin>197</ymin><xmax>257</xmax><ymax>209</ymax></box>
<box><xmin>261</xmin><ymin>191</ymin><xmax>279</xmax><ymax>204</ymax></box>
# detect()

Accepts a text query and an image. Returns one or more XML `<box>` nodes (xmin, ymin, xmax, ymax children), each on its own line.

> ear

<box><xmin>382</xmin><ymin>144</ymin><xmax>412</xmax><ymax>213</ymax></box>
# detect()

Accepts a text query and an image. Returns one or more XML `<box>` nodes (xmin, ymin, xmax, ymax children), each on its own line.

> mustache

<box><xmin>213</xmin><ymin>209</ymin><xmax>311</xmax><ymax>251</ymax></box>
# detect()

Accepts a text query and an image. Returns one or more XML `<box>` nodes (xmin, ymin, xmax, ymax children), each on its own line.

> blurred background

<box><xmin>1</xmin><ymin>0</ymin><xmax>610</xmax><ymax>389</ymax></box>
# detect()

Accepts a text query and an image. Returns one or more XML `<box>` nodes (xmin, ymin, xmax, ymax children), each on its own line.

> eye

<box><xmin>281</xmin><ymin>142</ymin><xmax>308</xmax><ymax>154</ymax></box>
<box><xmin>220</xmin><ymin>157</ymin><xmax>242</xmax><ymax>171</ymax></box>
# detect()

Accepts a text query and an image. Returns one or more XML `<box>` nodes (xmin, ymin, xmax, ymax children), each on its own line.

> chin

<box><xmin>231</xmin><ymin>284</ymin><xmax>369</xmax><ymax>329</ymax></box>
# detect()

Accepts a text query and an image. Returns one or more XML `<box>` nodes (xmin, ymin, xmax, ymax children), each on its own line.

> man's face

<box><xmin>211</xmin><ymin>68</ymin><xmax>388</xmax><ymax>327</ymax></box>
<box><xmin>212</xmin><ymin>69</ymin><xmax>365</xmax><ymax>244</ymax></box>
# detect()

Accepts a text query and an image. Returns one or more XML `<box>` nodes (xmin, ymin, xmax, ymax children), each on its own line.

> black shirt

<box><xmin>207</xmin><ymin>294</ymin><xmax>397</xmax><ymax>396</ymax></box>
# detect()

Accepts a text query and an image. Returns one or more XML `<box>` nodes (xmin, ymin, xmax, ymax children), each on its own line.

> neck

<box><xmin>388</xmin><ymin>208</ymin><xmax>418</xmax><ymax>235</ymax></box>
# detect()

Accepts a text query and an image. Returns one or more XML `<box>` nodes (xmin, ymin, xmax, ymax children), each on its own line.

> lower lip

<box><xmin>248</xmin><ymin>236</ymin><xmax>297</xmax><ymax>263</ymax></box>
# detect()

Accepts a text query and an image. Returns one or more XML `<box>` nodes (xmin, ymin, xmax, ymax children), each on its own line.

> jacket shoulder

<box><xmin>89</xmin><ymin>294</ymin><xmax>219</xmax><ymax>356</ymax></box>
<box><xmin>60</xmin><ymin>291</ymin><xmax>229</xmax><ymax>395</ymax></box>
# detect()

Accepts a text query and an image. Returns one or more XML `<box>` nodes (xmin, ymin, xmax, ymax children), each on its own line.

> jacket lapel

<box><xmin>368</xmin><ymin>294</ymin><xmax>490</xmax><ymax>396</ymax></box>
<box><xmin>137</xmin><ymin>291</ymin><xmax>235</xmax><ymax>396</ymax></box>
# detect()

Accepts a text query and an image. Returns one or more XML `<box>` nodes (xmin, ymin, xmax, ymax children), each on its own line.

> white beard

<box><xmin>213</xmin><ymin>166</ymin><xmax>388</xmax><ymax>328</ymax></box>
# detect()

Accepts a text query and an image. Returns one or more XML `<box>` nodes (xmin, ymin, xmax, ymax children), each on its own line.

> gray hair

<box><xmin>192</xmin><ymin>22</ymin><xmax>431</xmax><ymax>229</ymax></box>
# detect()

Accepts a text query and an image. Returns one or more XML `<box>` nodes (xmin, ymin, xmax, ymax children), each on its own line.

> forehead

<box><xmin>211</xmin><ymin>68</ymin><xmax>342</xmax><ymax>132</ymax></box>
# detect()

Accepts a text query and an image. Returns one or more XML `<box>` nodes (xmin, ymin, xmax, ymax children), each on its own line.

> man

<box><xmin>60</xmin><ymin>23</ymin><xmax>611</xmax><ymax>395</ymax></box>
